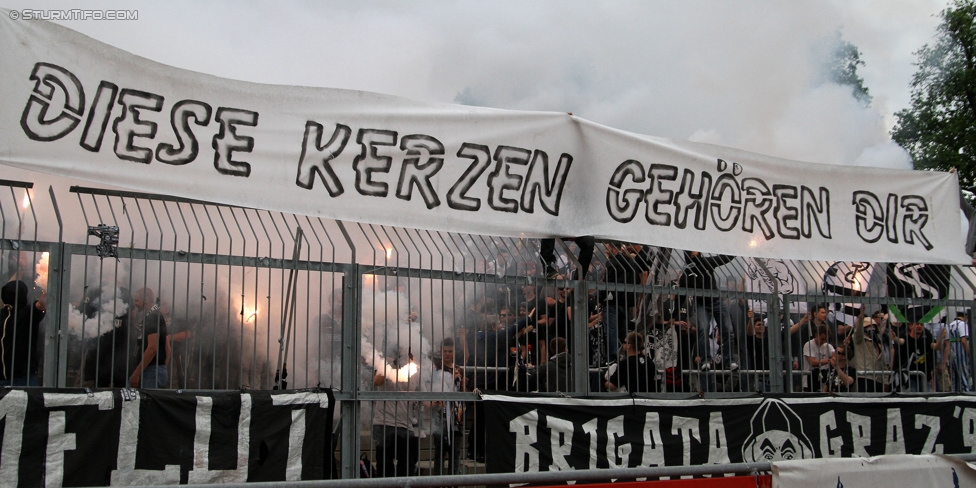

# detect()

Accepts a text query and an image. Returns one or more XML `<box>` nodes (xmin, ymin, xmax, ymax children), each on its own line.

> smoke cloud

<box><xmin>0</xmin><ymin>0</ymin><xmax>947</xmax><ymax>170</ymax></box>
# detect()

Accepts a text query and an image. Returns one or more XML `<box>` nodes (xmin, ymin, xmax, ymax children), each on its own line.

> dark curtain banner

<box><xmin>0</xmin><ymin>388</ymin><xmax>333</xmax><ymax>486</ymax></box>
<box><xmin>886</xmin><ymin>263</ymin><xmax>952</xmax><ymax>323</ymax></box>
<box><xmin>484</xmin><ymin>394</ymin><xmax>976</xmax><ymax>474</ymax></box>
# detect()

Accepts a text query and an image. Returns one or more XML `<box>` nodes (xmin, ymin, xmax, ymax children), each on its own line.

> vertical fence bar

<box><xmin>336</xmin><ymin>220</ymin><xmax>361</xmax><ymax>480</ymax></box>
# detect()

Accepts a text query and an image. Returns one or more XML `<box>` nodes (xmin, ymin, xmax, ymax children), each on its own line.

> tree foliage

<box><xmin>827</xmin><ymin>35</ymin><xmax>872</xmax><ymax>105</ymax></box>
<box><xmin>892</xmin><ymin>0</ymin><xmax>976</xmax><ymax>190</ymax></box>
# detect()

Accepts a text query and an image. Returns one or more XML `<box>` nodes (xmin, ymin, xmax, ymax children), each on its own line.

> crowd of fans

<box><xmin>6</xmin><ymin>240</ymin><xmax>968</xmax><ymax>399</ymax></box>
<box><xmin>425</xmin><ymin>241</ymin><xmax>974</xmax><ymax>399</ymax></box>
<box><xmin>3</xmin><ymin>243</ymin><xmax>975</xmax><ymax>478</ymax></box>
<box><xmin>366</xmin><ymin>239</ymin><xmax>970</xmax><ymax>477</ymax></box>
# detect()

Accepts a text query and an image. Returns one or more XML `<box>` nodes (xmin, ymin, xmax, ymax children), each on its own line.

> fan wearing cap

<box><xmin>0</xmin><ymin>280</ymin><xmax>46</xmax><ymax>386</ymax></box>
<box><xmin>850</xmin><ymin>310</ymin><xmax>891</xmax><ymax>393</ymax></box>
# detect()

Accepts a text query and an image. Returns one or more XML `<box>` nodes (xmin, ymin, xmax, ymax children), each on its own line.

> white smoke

<box><xmin>34</xmin><ymin>252</ymin><xmax>49</xmax><ymax>291</ymax></box>
<box><xmin>0</xmin><ymin>1</ymin><xmax>941</xmax><ymax>172</ymax></box>
<box><xmin>66</xmin><ymin>283</ymin><xmax>129</xmax><ymax>339</ymax></box>
<box><xmin>359</xmin><ymin>289</ymin><xmax>432</xmax><ymax>385</ymax></box>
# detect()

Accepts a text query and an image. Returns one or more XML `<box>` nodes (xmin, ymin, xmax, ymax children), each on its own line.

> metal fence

<box><xmin>2</xmin><ymin>178</ymin><xmax>976</xmax><ymax>481</ymax></box>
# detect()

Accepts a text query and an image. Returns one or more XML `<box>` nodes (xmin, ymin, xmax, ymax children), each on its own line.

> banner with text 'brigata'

<box><xmin>484</xmin><ymin>394</ymin><xmax>976</xmax><ymax>474</ymax></box>
<box><xmin>0</xmin><ymin>388</ymin><xmax>334</xmax><ymax>486</ymax></box>
<box><xmin>0</xmin><ymin>11</ymin><xmax>968</xmax><ymax>264</ymax></box>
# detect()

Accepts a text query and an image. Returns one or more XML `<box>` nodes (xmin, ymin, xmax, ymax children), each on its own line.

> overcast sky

<box><xmin>0</xmin><ymin>0</ymin><xmax>951</xmax><ymax>170</ymax></box>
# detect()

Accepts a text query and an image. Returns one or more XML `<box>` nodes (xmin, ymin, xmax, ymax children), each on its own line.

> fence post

<box><xmin>768</xmin><ymin>293</ymin><xmax>785</xmax><ymax>394</ymax></box>
<box><xmin>43</xmin><ymin>242</ymin><xmax>64</xmax><ymax>387</ymax></box>
<box><xmin>338</xmin><ymin>265</ymin><xmax>363</xmax><ymax>479</ymax></box>
<box><xmin>572</xmin><ymin>278</ymin><xmax>589</xmax><ymax>394</ymax></box>
<box><xmin>336</xmin><ymin>216</ymin><xmax>362</xmax><ymax>480</ymax></box>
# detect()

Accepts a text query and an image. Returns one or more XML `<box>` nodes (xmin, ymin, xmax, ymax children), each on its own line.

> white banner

<box><xmin>772</xmin><ymin>454</ymin><xmax>976</xmax><ymax>487</ymax></box>
<box><xmin>0</xmin><ymin>13</ymin><xmax>968</xmax><ymax>264</ymax></box>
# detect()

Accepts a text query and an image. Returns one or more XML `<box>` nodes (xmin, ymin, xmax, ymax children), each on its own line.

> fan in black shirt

<box><xmin>605</xmin><ymin>332</ymin><xmax>657</xmax><ymax>393</ymax></box>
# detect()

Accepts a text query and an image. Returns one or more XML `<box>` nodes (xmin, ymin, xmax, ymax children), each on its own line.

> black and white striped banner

<box><xmin>0</xmin><ymin>388</ymin><xmax>334</xmax><ymax>486</ymax></box>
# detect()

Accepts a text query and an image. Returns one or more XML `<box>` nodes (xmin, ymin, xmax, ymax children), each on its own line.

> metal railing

<box><xmin>2</xmin><ymin>178</ymin><xmax>976</xmax><ymax>481</ymax></box>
